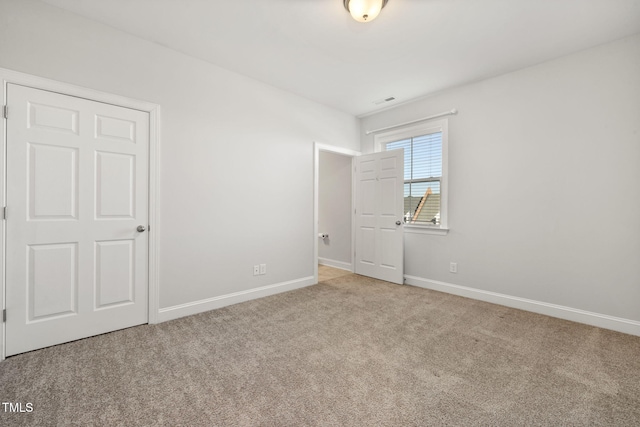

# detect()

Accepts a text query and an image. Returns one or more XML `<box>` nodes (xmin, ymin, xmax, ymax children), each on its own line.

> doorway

<box><xmin>0</xmin><ymin>68</ymin><xmax>160</xmax><ymax>359</ymax></box>
<box><xmin>313</xmin><ymin>143</ymin><xmax>359</xmax><ymax>284</ymax></box>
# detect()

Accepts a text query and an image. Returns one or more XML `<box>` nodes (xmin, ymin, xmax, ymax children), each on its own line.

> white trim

<box><xmin>0</xmin><ymin>76</ymin><xmax>5</xmax><ymax>362</ymax></box>
<box><xmin>0</xmin><ymin>69</ymin><xmax>159</xmax><ymax>112</ymax></box>
<box><xmin>313</xmin><ymin>143</ymin><xmax>360</xmax><ymax>285</ymax></box>
<box><xmin>403</xmin><ymin>225</ymin><xmax>449</xmax><ymax>235</ymax></box>
<box><xmin>365</xmin><ymin>109</ymin><xmax>457</xmax><ymax>135</ymax></box>
<box><xmin>318</xmin><ymin>258</ymin><xmax>352</xmax><ymax>271</ymax></box>
<box><xmin>405</xmin><ymin>275</ymin><xmax>640</xmax><ymax>337</ymax></box>
<box><xmin>157</xmin><ymin>276</ymin><xmax>316</xmax><ymax>323</ymax></box>
<box><xmin>315</xmin><ymin>143</ymin><xmax>360</xmax><ymax>158</ymax></box>
<box><xmin>0</xmin><ymin>67</ymin><xmax>161</xmax><ymax>360</ymax></box>
<box><xmin>147</xmin><ymin>106</ymin><xmax>161</xmax><ymax>324</ymax></box>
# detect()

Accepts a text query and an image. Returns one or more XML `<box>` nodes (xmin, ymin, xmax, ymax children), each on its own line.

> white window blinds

<box><xmin>386</xmin><ymin>131</ymin><xmax>443</xmax><ymax>225</ymax></box>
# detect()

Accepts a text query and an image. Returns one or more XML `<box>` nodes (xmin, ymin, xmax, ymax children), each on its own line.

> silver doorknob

<box><xmin>137</xmin><ymin>225</ymin><xmax>146</xmax><ymax>232</ymax></box>
<box><xmin>396</xmin><ymin>220</ymin><xmax>402</xmax><ymax>226</ymax></box>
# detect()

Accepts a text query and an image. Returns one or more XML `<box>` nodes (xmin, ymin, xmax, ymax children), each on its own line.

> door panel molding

<box><xmin>354</xmin><ymin>150</ymin><xmax>404</xmax><ymax>284</ymax></box>
<box><xmin>0</xmin><ymin>67</ymin><xmax>160</xmax><ymax>361</ymax></box>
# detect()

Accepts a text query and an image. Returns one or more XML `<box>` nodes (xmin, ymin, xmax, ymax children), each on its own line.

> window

<box><xmin>375</xmin><ymin>120</ymin><xmax>448</xmax><ymax>233</ymax></box>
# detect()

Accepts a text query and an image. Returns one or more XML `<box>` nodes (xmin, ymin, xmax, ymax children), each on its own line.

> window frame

<box><xmin>374</xmin><ymin>119</ymin><xmax>449</xmax><ymax>235</ymax></box>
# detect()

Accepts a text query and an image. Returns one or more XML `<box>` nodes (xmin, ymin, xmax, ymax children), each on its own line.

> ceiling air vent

<box><xmin>373</xmin><ymin>96</ymin><xmax>396</xmax><ymax>105</ymax></box>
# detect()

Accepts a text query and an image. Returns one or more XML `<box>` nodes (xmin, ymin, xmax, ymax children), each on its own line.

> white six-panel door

<box><xmin>5</xmin><ymin>84</ymin><xmax>149</xmax><ymax>356</ymax></box>
<box><xmin>355</xmin><ymin>150</ymin><xmax>404</xmax><ymax>284</ymax></box>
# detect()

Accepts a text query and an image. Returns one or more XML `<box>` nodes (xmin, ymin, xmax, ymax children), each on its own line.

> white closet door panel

<box><xmin>5</xmin><ymin>84</ymin><xmax>149</xmax><ymax>356</ymax></box>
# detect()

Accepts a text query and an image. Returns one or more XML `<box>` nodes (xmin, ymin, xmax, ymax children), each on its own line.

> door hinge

<box><xmin>2</xmin><ymin>206</ymin><xmax>6</xmax><ymax>220</ymax></box>
<box><xmin>2</xmin><ymin>309</ymin><xmax>5</xmax><ymax>323</ymax></box>
<box><xmin>2</xmin><ymin>105</ymin><xmax>7</xmax><ymax>119</ymax></box>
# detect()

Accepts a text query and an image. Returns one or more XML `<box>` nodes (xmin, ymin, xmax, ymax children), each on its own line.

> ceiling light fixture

<box><xmin>344</xmin><ymin>0</ymin><xmax>389</xmax><ymax>23</ymax></box>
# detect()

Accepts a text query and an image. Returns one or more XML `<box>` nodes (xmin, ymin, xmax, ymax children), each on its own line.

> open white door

<box><xmin>5</xmin><ymin>84</ymin><xmax>149</xmax><ymax>356</ymax></box>
<box><xmin>355</xmin><ymin>150</ymin><xmax>404</xmax><ymax>284</ymax></box>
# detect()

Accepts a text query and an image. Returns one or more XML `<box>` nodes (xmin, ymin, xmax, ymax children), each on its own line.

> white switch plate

<box><xmin>449</xmin><ymin>262</ymin><xmax>458</xmax><ymax>273</ymax></box>
<box><xmin>253</xmin><ymin>265</ymin><xmax>260</xmax><ymax>276</ymax></box>
<box><xmin>259</xmin><ymin>264</ymin><xmax>266</xmax><ymax>275</ymax></box>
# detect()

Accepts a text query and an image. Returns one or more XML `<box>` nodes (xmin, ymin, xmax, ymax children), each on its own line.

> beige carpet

<box><xmin>1</xmin><ymin>271</ymin><xmax>640</xmax><ymax>426</ymax></box>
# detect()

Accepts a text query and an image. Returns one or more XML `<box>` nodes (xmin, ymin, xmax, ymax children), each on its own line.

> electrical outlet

<box><xmin>253</xmin><ymin>265</ymin><xmax>260</xmax><ymax>276</ymax></box>
<box><xmin>259</xmin><ymin>264</ymin><xmax>267</xmax><ymax>275</ymax></box>
<box><xmin>449</xmin><ymin>262</ymin><xmax>458</xmax><ymax>273</ymax></box>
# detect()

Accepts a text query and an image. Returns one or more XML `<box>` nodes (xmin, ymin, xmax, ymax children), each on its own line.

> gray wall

<box><xmin>361</xmin><ymin>34</ymin><xmax>640</xmax><ymax>322</ymax></box>
<box><xmin>318</xmin><ymin>151</ymin><xmax>352</xmax><ymax>268</ymax></box>
<box><xmin>2</xmin><ymin>0</ymin><xmax>638</xmax><ymax>332</ymax></box>
<box><xmin>0</xmin><ymin>0</ymin><xmax>360</xmax><ymax>312</ymax></box>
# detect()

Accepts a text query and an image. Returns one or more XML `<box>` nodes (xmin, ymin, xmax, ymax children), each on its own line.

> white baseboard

<box><xmin>318</xmin><ymin>258</ymin><xmax>352</xmax><ymax>271</ymax></box>
<box><xmin>157</xmin><ymin>276</ymin><xmax>316</xmax><ymax>323</ymax></box>
<box><xmin>404</xmin><ymin>275</ymin><xmax>640</xmax><ymax>337</ymax></box>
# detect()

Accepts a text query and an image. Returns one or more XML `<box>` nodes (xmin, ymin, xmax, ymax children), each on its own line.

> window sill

<box><xmin>403</xmin><ymin>225</ymin><xmax>449</xmax><ymax>235</ymax></box>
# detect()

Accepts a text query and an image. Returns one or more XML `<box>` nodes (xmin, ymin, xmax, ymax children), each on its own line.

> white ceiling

<box><xmin>41</xmin><ymin>0</ymin><xmax>640</xmax><ymax>116</ymax></box>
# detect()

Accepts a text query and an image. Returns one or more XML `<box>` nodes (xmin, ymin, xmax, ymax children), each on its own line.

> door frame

<box><xmin>0</xmin><ymin>68</ymin><xmax>161</xmax><ymax>361</ymax></box>
<box><xmin>313</xmin><ymin>142</ymin><xmax>360</xmax><ymax>284</ymax></box>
